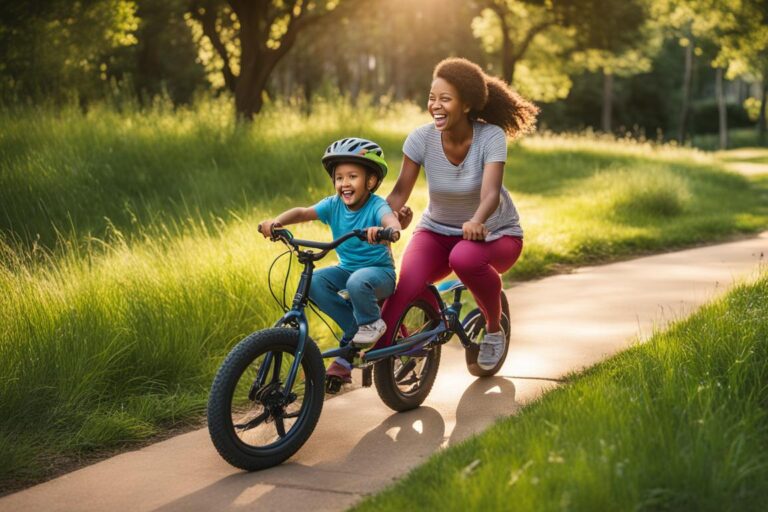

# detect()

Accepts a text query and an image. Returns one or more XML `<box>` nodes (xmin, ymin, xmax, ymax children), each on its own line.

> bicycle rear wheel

<box><xmin>464</xmin><ymin>291</ymin><xmax>511</xmax><ymax>377</ymax></box>
<box><xmin>374</xmin><ymin>300</ymin><xmax>442</xmax><ymax>412</ymax></box>
<box><xmin>207</xmin><ymin>328</ymin><xmax>325</xmax><ymax>470</ymax></box>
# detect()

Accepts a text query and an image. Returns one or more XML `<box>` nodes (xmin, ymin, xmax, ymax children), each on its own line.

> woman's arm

<box><xmin>258</xmin><ymin>207</ymin><xmax>318</xmax><ymax>237</ymax></box>
<box><xmin>463</xmin><ymin>161</ymin><xmax>504</xmax><ymax>241</ymax></box>
<box><xmin>386</xmin><ymin>155</ymin><xmax>420</xmax><ymax>213</ymax></box>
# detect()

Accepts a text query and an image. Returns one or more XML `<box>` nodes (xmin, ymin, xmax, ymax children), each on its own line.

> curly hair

<box><xmin>433</xmin><ymin>57</ymin><xmax>539</xmax><ymax>138</ymax></box>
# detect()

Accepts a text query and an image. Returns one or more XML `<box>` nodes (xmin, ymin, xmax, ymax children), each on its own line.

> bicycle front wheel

<box><xmin>374</xmin><ymin>300</ymin><xmax>442</xmax><ymax>412</ymax></box>
<box><xmin>207</xmin><ymin>328</ymin><xmax>325</xmax><ymax>471</ymax></box>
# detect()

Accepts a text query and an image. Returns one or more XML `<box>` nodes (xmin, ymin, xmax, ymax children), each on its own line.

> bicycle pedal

<box><xmin>325</xmin><ymin>376</ymin><xmax>345</xmax><ymax>395</ymax></box>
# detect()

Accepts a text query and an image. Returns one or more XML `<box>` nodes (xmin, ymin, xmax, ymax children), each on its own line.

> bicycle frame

<box><xmin>264</xmin><ymin>229</ymin><xmax>476</xmax><ymax>398</ymax></box>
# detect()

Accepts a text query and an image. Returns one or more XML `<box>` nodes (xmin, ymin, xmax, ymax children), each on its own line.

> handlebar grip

<box><xmin>376</xmin><ymin>227</ymin><xmax>400</xmax><ymax>243</ymax></box>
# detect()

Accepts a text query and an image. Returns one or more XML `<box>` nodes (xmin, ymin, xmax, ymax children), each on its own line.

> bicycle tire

<box><xmin>374</xmin><ymin>300</ymin><xmax>442</xmax><ymax>412</ymax></box>
<box><xmin>464</xmin><ymin>291</ymin><xmax>511</xmax><ymax>377</ymax></box>
<box><xmin>207</xmin><ymin>328</ymin><xmax>325</xmax><ymax>471</ymax></box>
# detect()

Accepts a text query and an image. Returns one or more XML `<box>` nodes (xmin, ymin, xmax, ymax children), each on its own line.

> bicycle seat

<box><xmin>435</xmin><ymin>279</ymin><xmax>465</xmax><ymax>295</ymax></box>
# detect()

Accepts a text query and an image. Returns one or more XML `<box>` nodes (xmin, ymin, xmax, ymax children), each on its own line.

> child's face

<box><xmin>334</xmin><ymin>163</ymin><xmax>377</xmax><ymax>211</ymax></box>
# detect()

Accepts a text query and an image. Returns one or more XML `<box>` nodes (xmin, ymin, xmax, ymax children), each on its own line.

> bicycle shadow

<box><xmin>150</xmin><ymin>407</ymin><xmax>446</xmax><ymax>512</ymax></box>
<box><xmin>449</xmin><ymin>376</ymin><xmax>518</xmax><ymax>446</ymax></box>
<box><xmin>323</xmin><ymin>405</ymin><xmax>446</xmax><ymax>480</ymax></box>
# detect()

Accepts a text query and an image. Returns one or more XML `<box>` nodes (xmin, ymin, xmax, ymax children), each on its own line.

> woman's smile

<box><xmin>428</xmin><ymin>77</ymin><xmax>468</xmax><ymax>132</ymax></box>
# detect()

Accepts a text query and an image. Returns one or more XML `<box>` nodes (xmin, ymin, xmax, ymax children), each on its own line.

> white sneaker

<box><xmin>477</xmin><ymin>331</ymin><xmax>505</xmax><ymax>370</ymax></box>
<box><xmin>352</xmin><ymin>318</ymin><xmax>387</xmax><ymax>346</ymax></box>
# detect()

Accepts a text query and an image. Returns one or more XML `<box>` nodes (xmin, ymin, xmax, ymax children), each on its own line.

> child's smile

<box><xmin>334</xmin><ymin>163</ymin><xmax>374</xmax><ymax>211</ymax></box>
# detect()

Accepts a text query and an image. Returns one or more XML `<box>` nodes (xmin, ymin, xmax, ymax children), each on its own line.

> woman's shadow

<box><xmin>450</xmin><ymin>376</ymin><xmax>518</xmax><ymax>446</ymax></box>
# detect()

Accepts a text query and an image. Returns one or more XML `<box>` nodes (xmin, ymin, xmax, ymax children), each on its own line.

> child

<box><xmin>258</xmin><ymin>137</ymin><xmax>401</xmax><ymax>386</ymax></box>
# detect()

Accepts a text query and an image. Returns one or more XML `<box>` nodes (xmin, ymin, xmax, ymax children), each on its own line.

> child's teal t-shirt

<box><xmin>313</xmin><ymin>194</ymin><xmax>394</xmax><ymax>272</ymax></box>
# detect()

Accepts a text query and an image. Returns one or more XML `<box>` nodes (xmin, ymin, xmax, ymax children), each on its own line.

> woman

<box><xmin>382</xmin><ymin>57</ymin><xmax>538</xmax><ymax>370</ymax></box>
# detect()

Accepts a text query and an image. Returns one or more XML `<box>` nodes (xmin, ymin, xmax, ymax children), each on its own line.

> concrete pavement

<box><xmin>1</xmin><ymin>232</ymin><xmax>766</xmax><ymax>512</ymax></box>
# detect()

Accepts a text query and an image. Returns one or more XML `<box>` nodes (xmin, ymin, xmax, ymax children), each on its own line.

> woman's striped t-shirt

<box><xmin>403</xmin><ymin>121</ymin><xmax>523</xmax><ymax>241</ymax></box>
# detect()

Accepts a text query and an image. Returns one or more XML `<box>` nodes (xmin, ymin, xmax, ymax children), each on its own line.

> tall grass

<box><xmin>1</xmin><ymin>99</ymin><xmax>767</xmax><ymax>489</ymax></box>
<box><xmin>0</xmin><ymin>97</ymin><xmax>418</xmax><ymax>249</ymax></box>
<box><xmin>354</xmin><ymin>272</ymin><xmax>768</xmax><ymax>511</ymax></box>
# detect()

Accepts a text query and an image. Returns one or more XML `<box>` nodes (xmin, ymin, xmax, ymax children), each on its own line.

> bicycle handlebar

<box><xmin>258</xmin><ymin>224</ymin><xmax>399</xmax><ymax>253</ymax></box>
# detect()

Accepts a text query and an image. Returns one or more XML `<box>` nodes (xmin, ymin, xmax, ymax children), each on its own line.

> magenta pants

<box><xmin>378</xmin><ymin>229</ymin><xmax>523</xmax><ymax>347</ymax></box>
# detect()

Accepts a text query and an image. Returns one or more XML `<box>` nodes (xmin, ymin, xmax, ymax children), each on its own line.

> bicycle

<box><xmin>207</xmin><ymin>227</ymin><xmax>511</xmax><ymax>471</ymax></box>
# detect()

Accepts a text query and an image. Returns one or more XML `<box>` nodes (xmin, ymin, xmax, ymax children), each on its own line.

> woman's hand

<box><xmin>395</xmin><ymin>205</ymin><xmax>413</xmax><ymax>230</ymax></box>
<box><xmin>462</xmin><ymin>220</ymin><xmax>487</xmax><ymax>241</ymax></box>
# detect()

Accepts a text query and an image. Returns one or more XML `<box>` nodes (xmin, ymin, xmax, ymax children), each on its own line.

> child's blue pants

<box><xmin>308</xmin><ymin>265</ymin><xmax>396</xmax><ymax>340</ymax></box>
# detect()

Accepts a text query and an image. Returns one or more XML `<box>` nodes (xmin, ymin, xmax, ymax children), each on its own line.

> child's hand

<box><xmin>258</xmin><ymin>220</ymin><xmax>281</xmax><ymax>238</ymax></box>
<box><xmin>366</xmin><ymin>226</ymin><xmax>399</xmax><ymax>244</ymax></box>
<box><xmin>395</xmin><ymin>206</ymin><xmax>413</xmax><ymax>229</ymax></box>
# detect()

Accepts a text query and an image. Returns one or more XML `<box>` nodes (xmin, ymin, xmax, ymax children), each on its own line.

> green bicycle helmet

<box><xmin>322</xmin><ymin>137</ymin><xmax>388</xmax><ymax>191</ymax></box>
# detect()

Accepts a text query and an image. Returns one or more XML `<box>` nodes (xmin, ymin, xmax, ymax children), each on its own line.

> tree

<box><xmin>187</xmin><ymin>0</ymin><xmax>350</xmax><ymax>119</ymax></box>
<box><xmin>471</xmin><ymin>3</ymin><xmax>577</xmax><ymax>102</ymax></box>
<box><xmin>0</xmin><ymin>0</ymin><xmax>139</xmax><ymax>101</ymax></box>
<box><xmin>576</xmin><ymin>45</ymin><xmax>660</xmax><ymax>133</ymax></box>
<box><xmin>716</xmin><ymin>0</ymin><xmax>768</xmax><ymax>144</ymax></box>
<box><xmin>651</xmin><ymin>0</ymin><xmax>763</xmax><ymax>148</ymax></box>
<box><xmin>473</xmin><ymin>0</ymin><xmax>646</xmax><ymax>86</ymax></box>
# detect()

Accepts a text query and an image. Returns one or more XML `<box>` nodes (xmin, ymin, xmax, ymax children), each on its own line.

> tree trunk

<box><xmin>232</xmin><ymin>9</ymin><xmax>282</xmax><ymax>120</ymax></box>
<box><xmin>501</xmin><ymin>28</ymin><xmax>516</xmax><ymax>84</ymax></box>
<box><xmin>758</xmin><ymin>79</ymin><xmax>767</xmax><ymax>146</ymax></box>
<box><xmin>715</xmin><ymin>67</ymin><xmax>728</xmax><ymax>150</ymax></box>
<box><xmin>601</xmin><ymin>70</ymin><xmax>613</xmax><ymax>134</ymax></box>
<box><xmin>678</xmin><ymin>43</ymin><xmax>693</xmax><ymax>144</ymax></box>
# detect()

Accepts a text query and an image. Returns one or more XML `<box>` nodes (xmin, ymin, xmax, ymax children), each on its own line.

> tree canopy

<box><xmin>0</xmin><ymin>0</ymin><xmax>764</xmax><ymax>142</ymax></box>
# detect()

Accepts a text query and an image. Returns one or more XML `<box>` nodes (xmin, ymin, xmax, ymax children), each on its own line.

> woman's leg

<box><xmin>307</xmin><ymin>266</ymin><xmax>357</xmax><ymax>340</ymax></box>
<box><xmin>448</xmin><ymin>236</ymin><xmax>523</xmax><ymax>332</ymax></box>
<box><xmin>377</xmin><ymin>230</ymin><xmax>455</xmax><ymax>348</ymax></box>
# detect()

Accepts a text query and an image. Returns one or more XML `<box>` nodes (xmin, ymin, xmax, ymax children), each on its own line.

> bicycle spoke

<box><xmin>394</xmin><ymin>358</ymin><xmax>417</xmax><ymax>381</ymax></box>
<box><xmin>234</xmin><ymin>409</ymin><xmax>270</xmax><ymax>431</ymax></box>
<box><xmin>270</xmin><ymin>351</ymin><xmax>283</xmax><ymax>384</ymax></box>
<box><xmin>274</xmin><ymin>415</ymin><xmax>286</xmax><ymax>438</ymax></box>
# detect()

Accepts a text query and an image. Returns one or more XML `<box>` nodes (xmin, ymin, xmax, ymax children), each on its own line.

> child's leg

<box><xmin>448</xmin><ymin>236</ymin><xmax>523</xmax><ymax>332</ymax></box>
<box><xmin>346</xmin><ymin>267</ymin><xmax>396</xmax><ymax>326</ymax></box>
<box><xmin>308</xmin><ymin>266</ymin><xmax>357</xmax><ymax>340</ymax></box>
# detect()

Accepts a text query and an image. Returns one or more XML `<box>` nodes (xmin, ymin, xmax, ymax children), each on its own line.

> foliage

<box><xmin>0</xmin><ymin>0</ymin><xmax>139</xmax><ymax>101</ymax></box>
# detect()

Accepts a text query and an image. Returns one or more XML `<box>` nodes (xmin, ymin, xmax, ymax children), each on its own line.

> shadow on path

<box><xmin>451</xmin><ymin>377</ymin><xmax>518</xmax><ymax>445</ymax></box>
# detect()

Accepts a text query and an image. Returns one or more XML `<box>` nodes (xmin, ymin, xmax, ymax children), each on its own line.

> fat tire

<box><xmin>207</xmin><ymin>328</ymin><xmax>325</xmax><ymax>471</ymax></box>
<box><xmin>464</xmin><ymin>292</ymin><xmax>511</xmax><ymax>377</ymax></box>
<box><xmin>374</xmin><ymin>300</ymin><xmax>442</xmax><ymax>412</ymax></box>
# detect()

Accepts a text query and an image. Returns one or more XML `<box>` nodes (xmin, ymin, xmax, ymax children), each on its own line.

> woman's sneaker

<box><xmin>478</xmin><ymin>330</ymin><xmax>505</xmax><ymax>370</ymax></box>
<box><xmin>351</xmin><ymin>318</ymin><xmax>387</xmax><ymax>346</ymax></box>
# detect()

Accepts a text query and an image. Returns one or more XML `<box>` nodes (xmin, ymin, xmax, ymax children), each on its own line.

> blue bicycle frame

<box><xmin>266</xmin><ymin>228</ymin><xmax>475</xmax><ymax>397</ymax></box>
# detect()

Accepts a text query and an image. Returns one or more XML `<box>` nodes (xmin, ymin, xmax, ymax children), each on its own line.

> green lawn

<box><xmin>1</xmin><ymin>100</ymin><xmax>767</xmax><ymax>491</ymax></box>
<box><xmin>692</xmin><ymin>128</ymin><xmax>768</xmax><ymax>150</ymax></box>
<box><xmin>353</xmin><ymin>272</ymin><xmax>768</xmax><ymax>512</ymax></box>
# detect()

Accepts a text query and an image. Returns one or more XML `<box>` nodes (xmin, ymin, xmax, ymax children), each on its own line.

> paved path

<box><xmin>2</xmin><ymin>233</ymin><xmax>766</xmax><ymax>512</ymax></box>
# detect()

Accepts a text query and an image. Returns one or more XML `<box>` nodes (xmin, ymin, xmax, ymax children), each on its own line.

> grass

<box><xmin>353</xmin><ymin>272</ymin><xmax>768</xmax><ymax>512</ymax></box>
<box><xmin>1</xmin><ymin>99</ymin><xmax>767</xmax><ymax>491</ymax></box>
<box><xmin>693</xmin><ymin>127</ymin><xmax>768</xmax><ymax>150</ymax></box>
